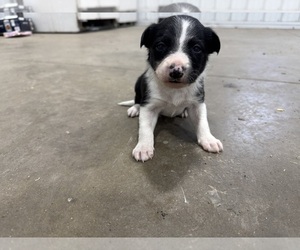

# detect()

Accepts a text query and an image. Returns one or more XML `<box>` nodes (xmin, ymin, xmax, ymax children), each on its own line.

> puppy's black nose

<box><xmin>169</xmin><ymin>68</ymin><xmax>184</xmax><ymax>79</ymax></box>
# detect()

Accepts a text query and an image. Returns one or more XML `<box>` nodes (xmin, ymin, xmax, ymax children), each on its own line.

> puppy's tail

<box><xmin>118</xmin><ymin>100</ymin><xmax>135</xmax><ymax>106</ymax></box>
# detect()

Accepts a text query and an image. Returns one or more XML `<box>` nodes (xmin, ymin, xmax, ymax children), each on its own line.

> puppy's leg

<box><xmin>127</xmin><ymin>104</ymin><xmax>140</xmax><ymax>117</ymax></box>
<box><xmin>132</xmin><ymin>106</ymin><xmax>159</xmax><ymax>162</ymax></box>
<box><xmin>189</xmin><ymin>103</ymin><xmax>223</xmax><ymax>153</ymax></box>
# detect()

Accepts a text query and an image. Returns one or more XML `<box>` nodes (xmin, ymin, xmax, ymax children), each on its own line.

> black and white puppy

<box><xmin>119</xmin><ymin>15</ymin><xmax>223</xmax><ymax>162</ymax></box>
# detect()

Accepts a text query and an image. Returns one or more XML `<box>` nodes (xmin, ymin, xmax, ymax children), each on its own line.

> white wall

<box><xmin>1</xmin><ymin>0</ymin><xmax>300</xmax><ymax>30</ymax></box>
<box><xmin>138</xmin><ymin>0</ymin><xmax>300</xmax><ymax>28</ymax></box>
<box><xmin>22</xmin><ymin>0</ymin><xmax>80</xmax><ymax>32</ymax></box>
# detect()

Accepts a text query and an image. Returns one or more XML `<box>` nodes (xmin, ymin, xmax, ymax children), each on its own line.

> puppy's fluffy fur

<box><xmin>119</xmin><ymin>15</ymin><xmax>223</xmax><ymax>162</ymax></box>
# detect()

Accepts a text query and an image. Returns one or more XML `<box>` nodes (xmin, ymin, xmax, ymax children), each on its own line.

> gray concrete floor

<box><xmin>0</xmin><ymin>26</ymin><xmax>299</xmax><ymax>237</ymax></box>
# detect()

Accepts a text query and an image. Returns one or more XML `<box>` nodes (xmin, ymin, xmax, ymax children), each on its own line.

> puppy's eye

<box><xmin>155</xmin><ymin>42</ymin><xmax>167</xmax><ymax>52</ymax></box>
<box><xmin>192</xmin><ymin>45</ymin><xmax>202</xmax><ymax>53</ymax></box>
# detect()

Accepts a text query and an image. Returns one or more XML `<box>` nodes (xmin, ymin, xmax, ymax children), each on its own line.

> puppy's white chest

<box><xmin>160</xmin><ymin>102</ymin><xmax>187</xmax><ymax>117</ymax></box>
<box><xmin>154</xmin><ymin>93</ymin><xmax>192</xmax><ymax>117</ymax></box>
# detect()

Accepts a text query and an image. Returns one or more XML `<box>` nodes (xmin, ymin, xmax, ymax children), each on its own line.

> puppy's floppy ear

<box><xmin>140</xmin><ymin>23</ymin><xmax>157</xmax><ymax>48</ymax></box>
<box><xmin>204</xmin><ymin>27</ymin><xmax>221</xmax><ymax>54</ymax></box>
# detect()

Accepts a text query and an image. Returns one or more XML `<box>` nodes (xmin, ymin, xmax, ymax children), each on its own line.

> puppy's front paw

<box><xmin>199</xmin><ymin>135</ymin><xmax>223</xmax><ymax>153</ymax></box>
<box><xmin>132</xmin><ymin>143</ymin><xmax>154</xmax><ymax>162</ymax></box>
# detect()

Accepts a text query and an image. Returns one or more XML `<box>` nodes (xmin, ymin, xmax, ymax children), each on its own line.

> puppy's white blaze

<box><xmin>178</xmin><ymin>19</ymin><xmax>190</xmax><ymax>52</ymax></box>
<box><xmin>155</xmin><ymin>19</ymin><xmax>191</xmax><ymax>84</ymax></box>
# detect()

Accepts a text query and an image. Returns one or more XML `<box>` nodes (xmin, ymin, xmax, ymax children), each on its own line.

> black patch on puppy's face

<box><xmin>140</xmin><ymin>16</ymin><xmax>182</xmax><ymax>70</ymax></box>
<box><xmin>140</xmin><ymin>15</ymin><xmax>220</xmax><ymax>84</ymax></box>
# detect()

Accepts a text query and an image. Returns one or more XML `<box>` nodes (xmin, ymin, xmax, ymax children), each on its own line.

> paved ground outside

<box><xmin>0</xmin><ymin>26</ymin><xmax>299</xmax><ymax>236</ymax></box>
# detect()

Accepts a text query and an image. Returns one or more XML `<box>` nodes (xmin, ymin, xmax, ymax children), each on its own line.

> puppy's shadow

<box><xmin>155</xmin><ymin>116</ymin><xmax>197</xmax><ymax>143</ymax></box>
<box><xmin>142</xmin><ymin>116</ymin><xmax>200</xmax><ymax>192</ymax></box>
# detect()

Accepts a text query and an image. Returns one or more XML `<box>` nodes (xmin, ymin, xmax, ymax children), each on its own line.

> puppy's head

<box><xmin>141</xmin><ymin>15</ymin><xmax>220</xmax><ymax>88</ymax></box>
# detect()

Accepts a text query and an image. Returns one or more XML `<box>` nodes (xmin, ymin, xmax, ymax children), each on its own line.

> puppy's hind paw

<box><xmin>181</xmin><ymin>109</ymin><xmax>188</xmax><ymax>118</ymax></box>
<box><xmin>127</xmin><ymin>104</ymin><xmax>140</xmax><ymax>118</ymax></box>
<box><xmin>176</xmin><ymin>109</ymin><xmax>188</xmax><ymax>118</ymax></box>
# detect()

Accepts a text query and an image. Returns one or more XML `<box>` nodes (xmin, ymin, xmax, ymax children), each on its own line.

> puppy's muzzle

<box><xmin>169</xmin><ymin>64</ymin><xmax>185</xmax><ymax>81</ymax></box>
